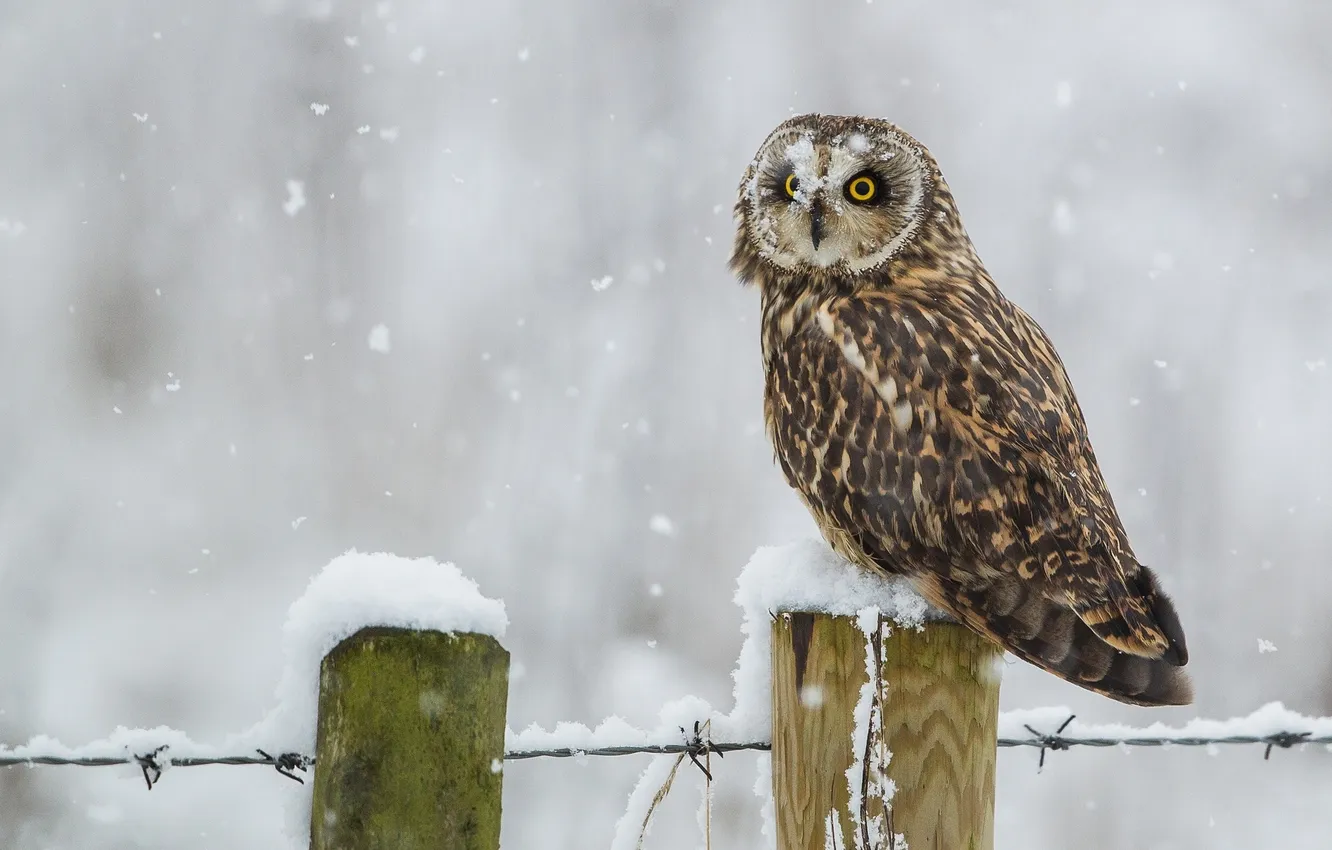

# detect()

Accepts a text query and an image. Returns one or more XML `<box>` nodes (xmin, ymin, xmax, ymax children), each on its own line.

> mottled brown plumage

<box><xmin>730</xmin><ymin>114</ymin><xmax>1191</xmax><ymax>706</ymax></box>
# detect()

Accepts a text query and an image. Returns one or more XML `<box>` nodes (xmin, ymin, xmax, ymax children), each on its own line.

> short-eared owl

<box><xmin>730</xmin><ymin>114</ymin><xmax>1190</xmax><ymax>706</ymax></box>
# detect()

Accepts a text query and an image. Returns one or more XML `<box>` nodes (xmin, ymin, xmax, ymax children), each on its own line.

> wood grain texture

<box><xmin>772</xmin><ymin>613</ymin><xmax>868</xmax><ymax>849</ymax></box>
<box><xmin>772</xmin><ymin>614</ymin><xmax>1000</xmax><ymax>850</ymax></box>
<box><xmin>310</xmin><ymin>626</ymin><xmax>510</xmax><ymax>850</ymax></box>
<box><xmin>881</xmin><ymin>622</ymin><xmax>1000</xmax><ymax>850</ymax></box>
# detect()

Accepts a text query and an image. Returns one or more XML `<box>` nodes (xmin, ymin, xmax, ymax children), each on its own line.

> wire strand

<box><xmin>3</xmin><ymin>722</ymin><xmax>1330</xmax><ymax>789</ymax></box>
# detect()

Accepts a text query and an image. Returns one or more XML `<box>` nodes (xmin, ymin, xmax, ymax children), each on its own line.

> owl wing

<box><xmin>772</xmin><ymin>290</ymin><xmax>1190</xmax><ymax>705</ymax></box>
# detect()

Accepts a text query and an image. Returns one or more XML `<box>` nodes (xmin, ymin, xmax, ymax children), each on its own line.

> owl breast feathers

<box><xmin>730</xmin><ymin>114</ymin><xmax>1191</xmax><ymax>706</ymax></box>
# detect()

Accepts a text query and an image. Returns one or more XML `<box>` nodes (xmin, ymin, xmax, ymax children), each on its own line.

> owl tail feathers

<box><xmin>1078</xmin><ymin>564</ymin><xmax>1189</xmax><ymax>667</ymax></box>
<box><xmin>914</xmin><ymin>573</ymin><xmax>1194</xmax><ymax>707</ymax></box>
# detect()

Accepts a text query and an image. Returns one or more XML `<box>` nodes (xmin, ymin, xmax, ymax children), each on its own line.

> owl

<box><xmin>729</xmin><ymin>114</ymin><xmax>1191</xmax><ymax>706</ymax></box>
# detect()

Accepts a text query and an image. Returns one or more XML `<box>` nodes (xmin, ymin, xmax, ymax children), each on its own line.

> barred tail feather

<box><xmin>1073</xmin><ymin>564</ymin><xmax>1189</xmax><ymax>667</ymax></box>
<box><xmin>914</xmin><ymin>572</ymin><xmax>1194</xmax><ymax>707</ymax></box>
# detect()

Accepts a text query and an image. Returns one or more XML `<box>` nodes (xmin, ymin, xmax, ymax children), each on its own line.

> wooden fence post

<box><xmin>309</xmin><ymin>625</ymin><xmax>510</xmax><ymax>850</ymax></box>
<box><xmin>772</xmin><ymin>613</ymin><xmax>1001</xmax><ymax>850</ymax></box>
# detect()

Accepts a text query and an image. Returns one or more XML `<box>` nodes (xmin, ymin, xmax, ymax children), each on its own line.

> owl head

<box><xmin>731</xmin><ymin>114</ymin><xmax>954</xmax><ymax>284</ymax></box>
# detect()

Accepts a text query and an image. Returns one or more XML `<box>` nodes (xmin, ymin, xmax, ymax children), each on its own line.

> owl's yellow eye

<box><xmin>784</xmin><ymin>173</ymin><xmax>799</xmax><ymax>198</ymax></box>
<box><xmin>846</xmin><ymin>174</ymin><xmax>877</xmax><ymax>203</ymax></box>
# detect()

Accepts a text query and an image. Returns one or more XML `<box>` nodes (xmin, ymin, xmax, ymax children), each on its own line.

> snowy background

<box><xmin>2</xmin><ymin>0</ymin><xmax>1331</xmax><ymax>847</ymax></box>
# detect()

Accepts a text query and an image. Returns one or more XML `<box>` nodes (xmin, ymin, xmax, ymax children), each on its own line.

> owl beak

<box><xmin>809</xmin><ymin>201</ymin><xmax>826</xmax><ymax>250</ymax></box>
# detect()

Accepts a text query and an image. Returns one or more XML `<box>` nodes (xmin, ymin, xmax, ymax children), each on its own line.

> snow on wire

<box><xmin>4</xmin><ymin>704</ymin><xmax>1332</xmax><ymax>790</ymax></box>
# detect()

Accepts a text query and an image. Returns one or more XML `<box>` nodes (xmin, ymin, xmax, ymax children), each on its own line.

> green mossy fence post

<box><xmin>309</xmin><ymin>626</ymin><xmax>510</xmax><ymax>850</ymax></box>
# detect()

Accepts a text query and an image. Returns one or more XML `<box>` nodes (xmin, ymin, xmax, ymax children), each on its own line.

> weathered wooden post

<box><xmin>309</xmin><ymin>626</ymin><xmax>510</xmax><ymax>850</ymax></box>
<box><xmin>772</xmin><ymin>613</ymin><xmax>1000</xmax><ymax>850</ymax></box>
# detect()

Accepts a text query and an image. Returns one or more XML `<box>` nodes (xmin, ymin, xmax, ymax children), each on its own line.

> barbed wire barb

<box><xmin>1263</xmin><ymin>731</ymin><xmax>1312</xmax><ymax>760</ymax></box>
<box><xmin>136</xmin><ymin>746</ymin><xmax>167</xmax><ymax>790</ymax></box>
<box><xmin>681</xmin><ymin>721</ymin><xmax>720</xmax><ymax>781</ymax></box>
<box><xmin>255</xmin><ymin>749</ymin><xmax>312</xmax><ymax>784</ymax></box>
<box><xmin>1024</xmin><ymin>714</ymin><xmax>1076</xmax><ymax>771</ymax></box>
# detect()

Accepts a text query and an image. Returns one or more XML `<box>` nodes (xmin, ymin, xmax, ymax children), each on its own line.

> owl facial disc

<box><xmin>738</xmin><ymin>115</ymin><xmax>932</xmax><ymax>275</ymax></box>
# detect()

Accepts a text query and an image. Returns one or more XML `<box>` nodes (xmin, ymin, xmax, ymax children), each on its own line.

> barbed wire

<box><xmin>3</xmin><ymin>714</ymin><xmax>1330</xmax><ymax>789</ymax></box>
<box><xmin>0</xmin><ymin>749</ymin><xmax>315</xmax><ymax>789</ymax></box>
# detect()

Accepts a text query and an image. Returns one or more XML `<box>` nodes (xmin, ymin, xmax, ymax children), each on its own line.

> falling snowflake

<box><xmin>367</xmin><ymin>324</ymin><xmax>391</xmax><ymax>353</ymax></box>
<box><xmin>283</xmin><ymin>180</ymin><xmax>306</xmax><ymax>216</ymax></box>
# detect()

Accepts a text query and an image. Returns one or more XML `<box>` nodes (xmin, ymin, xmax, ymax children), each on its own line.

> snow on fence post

<box><xmin>771</xmin><ymin>613</ymin><xmax>1001</xmax><ymax>850</ymax></box>
<box><xmin>285</xmin><ymin>552</ymin><xmax>511</xmax><ymax>850</ymax></box>
<box><xmin>309</xmin><ymin>626</ymin><xmax>509</xmax><ymax>850</ymax></box>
